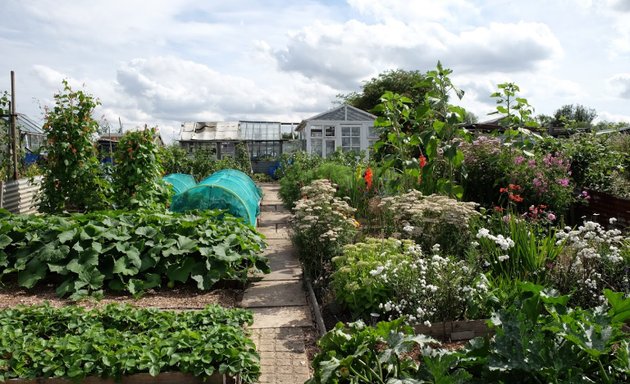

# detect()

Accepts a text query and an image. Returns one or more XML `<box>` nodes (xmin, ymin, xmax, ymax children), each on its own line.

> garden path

<box><xmin>241</xmin><ymin>183</ymin><xmax>313</xmax><ymax>384</ymax></box>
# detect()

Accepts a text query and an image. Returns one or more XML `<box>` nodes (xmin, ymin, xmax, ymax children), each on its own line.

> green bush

<box><xmin>0</xmin><ymin>209</ymin><xmax>269</xmax><ymax>299</ymax></box>
<box><xmin>0</xmin><ymin>304</ymin><xmax>260</xmax><ymax>382</ymax></box>
<box><xmin>290</xmin><ymin>179</ymin><xmax>358</xmax><ymax>286</ymax></box>
<box><xmin>112</xmin><ymin>128</ymin><xmax>172</xmax><ymax>209</ymax></box>
<box><xmin>39</xmin><ymin>81</ymin><xmax>111</xmax><ymax>212</ymax></box>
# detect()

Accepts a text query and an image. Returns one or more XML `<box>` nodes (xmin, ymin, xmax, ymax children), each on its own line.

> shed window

<box><xmin>341</xmin><ymin>126</ymin><xmax>361</xmax><ymax>153</ymax></box>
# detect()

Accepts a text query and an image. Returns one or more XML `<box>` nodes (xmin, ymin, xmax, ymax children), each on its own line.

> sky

<box><xmin>1</xmin><ymin>0</ymin><xmax>629</xmax><ymax>143</ymax></box>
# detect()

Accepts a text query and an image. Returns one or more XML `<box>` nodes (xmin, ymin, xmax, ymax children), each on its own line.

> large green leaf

<box><xmin>0</xmin><ymin>234</ymin><xmax>12</xmax><ymax>249</ymax></box>
<box><xmin>166</xmin><ymin>257</ymin><xmax>196</xmax><ymax>283</ymax></box>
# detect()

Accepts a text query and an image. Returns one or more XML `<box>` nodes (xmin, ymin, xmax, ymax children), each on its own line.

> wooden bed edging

<box><xmin>8</xmin><ymin>372</ymin><xmax>241</xmax><ymax>384</ymax></box>
<box><xmin>413</xmin><ymin>319</ymin><xmax>491</xmax><ymax>341</ymax></box>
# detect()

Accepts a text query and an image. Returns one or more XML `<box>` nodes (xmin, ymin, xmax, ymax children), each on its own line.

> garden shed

<box><xmin>296</xmin><ymin>104</ymin><xmax>377</xmax><ymax>158</ymax></box>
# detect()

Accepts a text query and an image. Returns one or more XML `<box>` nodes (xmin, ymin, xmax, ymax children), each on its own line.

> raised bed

<box><xmin>573</xmin><ymin>190</ymin><xmax>630</xmax><ymax>227</ymax></box>
<box><xmin>8</xmin><ymin>372</ymin><xmax>237</xmax><ymax>384</ymax></box>
<box><xmin>413</xmin><ymin>319</ymin><xmax>491</xmax><ymax>341</ymax></box>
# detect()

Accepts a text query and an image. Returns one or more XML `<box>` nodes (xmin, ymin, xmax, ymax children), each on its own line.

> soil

<box><xmin>0</xmin><ymin>281</ymin><xmax>242</xmax><ymax>309</ymax></box>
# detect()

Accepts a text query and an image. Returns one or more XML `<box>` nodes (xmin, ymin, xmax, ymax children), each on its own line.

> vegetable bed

<box><xmin>0</xmin><ymin>209</ymin><xmax>269</xmax><ymax>299</ymax></box>
<box><xmin>0</xmin><ymin>304</ymin><xmax>260</xmax><ymax>383</ymax></box>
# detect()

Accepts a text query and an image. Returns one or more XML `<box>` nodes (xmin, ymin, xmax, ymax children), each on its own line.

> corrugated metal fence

<box><xmin>0</xmin><ymin>176</ymin><xmax>41</xmax><ymax>214</ymax></box>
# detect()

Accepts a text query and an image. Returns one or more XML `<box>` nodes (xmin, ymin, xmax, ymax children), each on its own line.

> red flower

<box><xmin>419</xmin><ymin>155</ymin><xmax>427</xmax><ymax>168</ymax></box>
<box><xmin>499</xmin><ymin>187</ymin><xmax>508</xmax><ymax>193</ymax></box>
<box><xmin>508</xmin><ymin>183</ymin><xmax>521</xmax><ymax>191</ymax></box>
<box><xmin>364</xmin><ymin>167</ymin><xmax>373</xmax><ymax>190</ymax></box>
<box><xmin>508</xmin><ymin>194</ymin><xmax>524</xmax><ymax>203</ymax></box>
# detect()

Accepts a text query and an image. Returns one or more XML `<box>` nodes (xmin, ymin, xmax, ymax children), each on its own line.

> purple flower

<box><xmin>528</xmin><ymin>159</ymin><xmax>537</xmax><ymax>167</ymax></box>
<box><xmin>557</xmin><ymin>178</ymin><xmax>570</xmax><ymax>187</ymax></box>
<box><xmin>514</xmin><ymin>156</ymin><xmax>525</xmax><ymax>165</ymax></box>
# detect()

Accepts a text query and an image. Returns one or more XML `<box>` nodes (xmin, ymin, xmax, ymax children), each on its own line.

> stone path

<box><xmin>241</xmin><ymin>184</ymin><xmax>313</xmax><ymax>384</ymax></box>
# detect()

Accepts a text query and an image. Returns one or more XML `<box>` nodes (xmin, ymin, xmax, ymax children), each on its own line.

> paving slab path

<box><xmin>240</xmin><ymin>183</ymin><xmax>314</xmax><ymax>384</ymax></box>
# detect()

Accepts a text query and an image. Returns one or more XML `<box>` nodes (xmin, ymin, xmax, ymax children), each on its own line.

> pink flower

<box><xmin>514</xmin><ymin>156</ymin><xmax>525</xmax><ymax>165</ymax></box>
<box><xmin>557</xmin><ymin>178</ymin><xmax>570</xmax><ymax>187</ymax></box>
<box><xmin>528</xmin><ymin>159</ymin><xmax>537</xmax><ymax>167</ymax></box>
<box><xmin>547</xmin><ymin>212</ymin><xmax>557</xmax><ymax>221</ymax></box>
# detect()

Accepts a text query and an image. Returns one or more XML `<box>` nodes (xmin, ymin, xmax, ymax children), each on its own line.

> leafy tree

<box><xmin>112</xmin><ymin>127</ymin><xmax>172</xmax><ymax>209</ymax></box>
<box><xmin>338</xmin><ymin>69</ymin><xmax>428</xmax><ymax>112</ymax></box>
<box><xmin>39</xmin><ymin>81</ymin><xmax>110</xmax><ymax>212</ymax></box>
<box><xmin>552</xmin><ymin>104</ymin><xmax>597</xmax><ymax>128</ymax></box>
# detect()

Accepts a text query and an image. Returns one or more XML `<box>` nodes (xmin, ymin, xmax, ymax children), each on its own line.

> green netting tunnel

<box><xmin>163</xmin><ymin>173</ymin><xmax>197</xmax><ymax>195</ymax></box>
<box><xmin>168</xmin><ymin>169</ymin><xmax>262</xmax><ymax>227</ymax></box>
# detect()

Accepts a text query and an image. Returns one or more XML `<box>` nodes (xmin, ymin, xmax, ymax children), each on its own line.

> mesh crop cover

<box><xmin>169</xmin><ymin>169</ymin><xmax>262</xmax><ymax>227</ymax></box>
<box><xmin>163</xmin><ymin>173</ymin><xmax>197</xmax><ymax>195</ymax></box>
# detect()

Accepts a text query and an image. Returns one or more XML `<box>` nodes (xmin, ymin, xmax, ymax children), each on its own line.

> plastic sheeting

<box><xmin>168</xmin><ymin>169</ymin><xmax>262</xmax><ymax>227</ymax></box>
<box><xmin>163</xmin><ymin>173</ymin><xmax>198</xmax><ymax>195</ymax></box>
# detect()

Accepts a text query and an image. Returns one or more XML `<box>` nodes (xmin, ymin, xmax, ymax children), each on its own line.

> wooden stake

<box><xmin>10</xmin><ymin>71</ymin><xmax>18</xmax><ymax>181</ymax></box>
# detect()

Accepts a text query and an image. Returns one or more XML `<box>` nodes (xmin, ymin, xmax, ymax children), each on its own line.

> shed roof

<box><xmin>180</xmin><ymin>121</ymin><xmax>240</xmax><ymax>141</ymax></box>
<box><xmin>296</xmin><ymin>104</ymin><xmax>376</xmax><ymax>131</ymax></box>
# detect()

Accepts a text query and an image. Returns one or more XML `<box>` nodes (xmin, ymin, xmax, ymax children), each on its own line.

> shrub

<box><xmin>39</xmin><ymin>81</ymin><xmax>111</xmax><ymax>212</ymax></box>
<box><xmin>460</xmin><ymin>135</ymin><xmax>506</xmax><ymax>207</ymax></box>
<box><xmin>112</xmin><ymin>128</ymin><xmax>172</xmax><ymax>209</ymax></box>
<box><xmin>373</xmin><ymin>243</ymin><xmax>489</xmax><ymax>325</ymax></box>
<box><xmin>378</xmin><ymin>190</ymin><xmax>480</xmax><ymax>257</ymax></box>
<box><xmin>550</xmin><ymin>220</ymin><xmax>630</xmax><ymax>307</ymax></box>
<box><xmin>290</xmin><ymin>179</ymin><xmax>358</xmax><ymax>286</ymax></box>
<box><xmin>330</xmin><ymin>238</ymin><xmax>414</xmax><ymax>319</ymax></box>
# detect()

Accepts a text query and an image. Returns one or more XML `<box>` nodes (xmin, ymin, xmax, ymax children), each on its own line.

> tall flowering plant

<box><xmin>290</xmin><ymin>179</ymin><xmax>358</xmax><ymax>286</ymax></box>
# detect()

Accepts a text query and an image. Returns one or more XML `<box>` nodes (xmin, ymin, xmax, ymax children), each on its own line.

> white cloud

<box><xmin>273</xmin><ymin>18</ymin><xmax>562</xmax><ymax>90</ymax></box>
<box><xmin>608</xmin><ymin>73</ymin><xmax>630</xmax><ymax>98</ymax></box>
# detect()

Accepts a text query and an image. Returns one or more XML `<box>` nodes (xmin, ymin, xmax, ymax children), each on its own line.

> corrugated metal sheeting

<box><xmin>0</xmin><ymin>176</ymin><xmax>41</xmax><ymax>214</ymax></box>
<box><xmin>180</xmin><ymin>121</ymin><xmax>240</xmax><ymax>141</ymax></box>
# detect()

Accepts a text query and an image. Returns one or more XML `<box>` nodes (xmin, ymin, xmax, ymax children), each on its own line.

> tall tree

<box><xmin>552</xmin><ymin>104</ymin><xmax>597</xmax><ymax>128</ymax></box>
<box><xmin>338</xmin><ymin>69</ymin><xmax>428</xmax><ymax>112</ymax></box>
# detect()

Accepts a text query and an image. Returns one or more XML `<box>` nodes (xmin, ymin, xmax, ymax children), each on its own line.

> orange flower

<box><xmin>364</xmin><ymin>167</ymin><xmax>373</xmax><ymax>190</ymax></box>
<box><xmin>499</xmin><ymin>187</ymin><xmax>508</xmax><ymax>193</ymax></box>
<box><xmin>508</xmin><ymin>183</ymin><xmax>521</xmax><ymax>191</ymax></box>
<box><xmin>508</xmin><ymin>193</ymin><xmax>524</xmax><ymax>203</ymax></box>
<box><xmin>419</xmin><ymin>155</ymin><xmax>427</xmax><ymax>168</ymax></box>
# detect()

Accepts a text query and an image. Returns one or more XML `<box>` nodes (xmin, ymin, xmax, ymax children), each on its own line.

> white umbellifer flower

<box><xmin>403</xmin><ymin>225</ymin><xmax>415</xmax><ymax>233</ymax></box>
<box><xmin>423</xmin><ymin>320</ymin><xmax>432</xmax><ymax>327</ymax></box>
<box><xmin>471</xmin><ymin>241</ymin><xmax>479</xmax><ymax>248</ymax></box>
<box><xmin>369</xmin><ymin>265</ymin><xmax>385</xmax><ymax>276</ymax></box>
<box><xmin>431</xmin><ymin>244</ymin><xmax>441</xmax><ymax>253</ymax></box>
<box><xmin>477</xmin><ymin>228</ymin><xmax>490</xmax><ymax>239</ymax></box>
<box><xmin>609</xmin><ymin>217</ymin><xmax>617</xmax><ymax>224</ymax></box>
<box><xmin>498</xmin><ymin>255</ymin><xmax>510</xmax><ymax>262</ymax></box>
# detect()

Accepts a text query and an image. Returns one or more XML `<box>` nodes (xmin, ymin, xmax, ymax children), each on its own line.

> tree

<box><xmin>552</xmin><ymin>104</ymin><xmax>597</xmax><ymax>128</ymax></box>
<box><xmin>338</xmin><ymin>69</ymin><xmax>428</xmax><ymax>112</ymax></box>
<box><xmin>39</xmin><ymin>81</ymin><xmax>111</xmax><ymax>212</ymax></box>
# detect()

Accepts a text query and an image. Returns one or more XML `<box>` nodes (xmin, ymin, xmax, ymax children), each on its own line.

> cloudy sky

<box><xmin>1</xmin><ymin>0</ymin><xmax>629</xmax><ymax>142</ymax></box>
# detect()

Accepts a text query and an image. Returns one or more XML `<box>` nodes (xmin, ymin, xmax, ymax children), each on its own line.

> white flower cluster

<box><xmin>379</xmin><ymin>191</ymin><xmax>480</xmax><ymax>228</ymax></box>
<box><xmin>476</xmin><ymin>228</ymin><xmax>515</xmax><ymax>251</ymax></box>
<box><xmin>373</xmin><ymin>244</ymin><xmax>489</xmax><ymax>325</ymax></box>
<box><xmin>555</xmin><ymin>221</ymin><xmax>625</xmax><ymax>264</ymax></box>
<box><xmin>291</xmin><ymin>179</ymin><xmax>358</xmax><ymax>242</ymax></box>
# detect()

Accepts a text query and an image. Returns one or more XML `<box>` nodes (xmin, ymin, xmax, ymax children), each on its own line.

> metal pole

<box><xmin>10</xmin><ymin>71</ymin><xmax>18</xmax><ymax>181</ymax></box>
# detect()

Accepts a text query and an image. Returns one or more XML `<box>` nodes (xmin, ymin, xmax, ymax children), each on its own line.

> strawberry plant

<box><xmin>0</xmin><ymin>304</ymin><xmax>260</xmax><ymax>382</ymax></box>
<box><xmin>0</xmin><ymin>209</ymin><xmax>269</xmax><ymax>298</ymax></box>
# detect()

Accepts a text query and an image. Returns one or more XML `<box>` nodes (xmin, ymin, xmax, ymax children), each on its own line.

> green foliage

<box><xmin>112</xmin><ymin>128</ymin><xmax>172</xmax><ymax>209</ymax></box>
<box><xmin>464</xmin><ymin>283</ymin><xmax>630</xmax><ymax>383</ymax></box>
<box><xmin>372</xmin><ymin>62</ymin><xmax>469</xmax><ymax>198</ymax></box>
<box><xmin>39</xmin><ymin>81</ymin><xmax>111</xmax><ymax>212</ymax></box>
<box><xmin>338</xmin><ymin>69</ymin><xmax>428</xmax><ymax>112</ymax></box>
<box><xmin>307</xmin><ymin>319</ymin><xmax>470</xmax><ymax>384</ymax></box>
<box><xmin>552</xmin><ymin>104</ymin><xmax>597</xmax><ymax>128</ymax></box>
<box><xmin>277</xmin><ymin>151</ymin><xmax>323</xmax><ymax>209</ymax></box>
<box><xmin>310</xmin><ymin>285</ymin><xmax>630</xmax><ymax>383</ymax></box>
<box><xmin>0</xmin><ymin>209</ymin><xmax>268</xmax><ymax>299</ymax></box>
<box><xmin>489</xmin><ymin>82</ymin><xmax>537</xmax><ymax>129</ymax></box>
<box><xmin>0</xmin><ymin>304</ymin><xmax>260</xmax><ymax>382</ymax></box>
<box><xmin>561</xmin><ymin>132</ymin><xmax>630</xmax><ymax>198</ymax></box>
<box><xmin>160</xmin><ymin>145</ymin><xmax>252</xmax><ymax>182</ymax></box>
<box><xmin>0</xmin><ymin>91</ymin><xmax>11</xmax><ymax>181</ymax></box>
<box><xmin>472</xmin><ymin>212</ymin><xmax>565</xmax><ymax>282</ymax></box>
<box><xmin>331</xmin><ymin>238</ymin><xmax>410</xmax><ymax>319</ymax></box>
